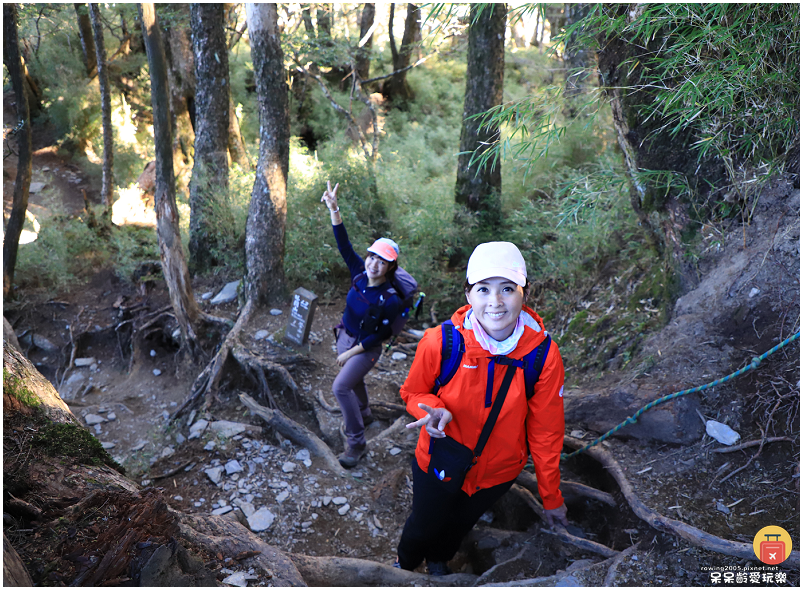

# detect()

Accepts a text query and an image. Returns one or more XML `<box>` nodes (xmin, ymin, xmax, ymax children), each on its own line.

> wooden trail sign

<box><xmin>285</xmin><ymin>287</ymin><xmax>318</xmax><ymax>345</ymax></box>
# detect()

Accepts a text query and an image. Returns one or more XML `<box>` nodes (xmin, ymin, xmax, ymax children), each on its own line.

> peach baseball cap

<box><xmin>367</xmin><ymin>238</ymin><xmax>399</xmax><ymax>262</ymax></box>
<box><xmin>466</xmin><ymin>242</ymin><xmax>527</xmax><ymax>286</ymax></box>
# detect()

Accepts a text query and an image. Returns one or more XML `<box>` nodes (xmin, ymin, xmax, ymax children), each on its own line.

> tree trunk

<box><xmin>244</xmin><ymin>3</ymin><xmax>290</xmax><ymax>307</ymax></box>
<box><xmin>159</xmin><ymin>4</ymin><xmax>195</xmax><ymax>191</ymax></box>
<box><xmin>454</xmin><ymin>3</ymin><xmax>506</xmax><ymax>219</ymax></box>
<box><xmin>139</xmin><ymin>3</ymin><xmax>203</xmax><ymax>358</ymax></box>
<box><xmin>74</xmin><ymin>3</ymin><xmax>97</xmax><ymax>78</ymax></box>
<box><xmin>227</xmin><ymin>96</ymin><xmax>250</xmax><ymax>171</ymax></box>
<box><xmin>385</xmin><ymin>3</ymin><xmax>420</xmax><ymax>102</ymax></box>
<box><xmin>595</xmin><ymin>4</ymin><xmax>723</xmax><ymax>292</ymax></box>
<box><xmin>562</xmin><ymin>3</ymin><xmax>594</xmax><ymax>118</ymax></box>
<box><xmin>3</xmin><ymin>4</ymin><xmax>33</xmax><ymax>300</ymax></box>
<box><xmin>356</xmin><ymin>3</ymin><xmax>376</xmax><ymax>82</ymax></box>
<box><xmin>89</xmin><ymin>3</ymin><xmax>114</xmax><ymax>212</ymax></box>
<box><xmin>188</xmin><ymin>3</ymin><xmax>232</xmax><ymax>274</ymax></box>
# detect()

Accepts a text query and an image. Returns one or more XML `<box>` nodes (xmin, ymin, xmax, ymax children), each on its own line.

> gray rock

<box><xmin>235</xmin><ymin>501</ymin><xmax>256</xmax><ymax>518</ymax></box>
<box><xmin>254</xmin><ymin>330</ymin><xmax>269</xmax><ymax>341</ymax></box>
<box><xmin>715</xmin><ymin>501</ymin><xmax>731</xmax><ymax>515</ymax></box>
<box><xmin>222</xmin><ymin>572</ymin><xmax>248</xmax><ymax>587</ymax></box>
<box><xmin>131</xmin><ymin>440</ymin><xmax>147</xmax><ymax>452</ymax></box>
<box><xmin>66</xmin><ymin>372</ymin><xmax>85</xmax><ymax>386</ymax></box>
<box><xmin>210</xmin><ymin>280</ymin><xmax>240</xmax><ymax>305</ymax></box>
<box><xmin>205</xmin><ymin>466</ymin><xmax>224</xmax><ymax>485</ymax></box>
<box><xmin>389</xmin><ymin>447</ymin><xmax>402</xmax><ymax>456</ymax></box>
<box><xmin>101</xmin><ymin>442</ymin><xmax>115</xmax><ymax>450</ymax></box>
<box><xmin>282</xmin><ymin>462</ymin><xmax>296</xmax><ymax>473</ymax></box>
<box><xmin>212</xmin><ymin>506</ymin><xmax>233</xmax><ymax>516</ymax></box>
<box><xmin>247</xmin><ymin>507</ymin><xmax>276</xmax><ymax>532</ymax></box>
<box><xmin>175</xmin><ymin>433</ymin><xmax>185</xmax><ymax>444</ymax></box>
<box><xmin>153</xmin><ymin>368</ymin><xmax>162</xmax><ymax>376</ymax></box>
<box><xmin>295</xmin><ymin>449</ymin><xmax>311</xmax><ymax>462</ymax></box>
<box><xmin>322</xmin><ymin>496</ymin><xmax>332</xmax><ymax>506</ymax></box>
<box><xmin>106</xmin><ymin>412</ymin><xmax>116</xmax><ymax>421</ymax></box>
<box><xmin>276</xmin><ymin>491</ymin><xmax>289</xmax><ymax>503</ymax></box>
<box><xmin>201</xmin><ymin>291</ymin><xmax>214</xmax><ymax>300</ymax></box>
<box><xmin>204</xmin><ymin>441</ymin><xmax>216</xmax><ymax>451</ymax></box>
<box><xmin>555</xmin><ymin>575</ymin><xmax>583</xmax><ymax>587</ymax></box>
<box><xmin>31</xmin><ymin>334</ymin><xmax>59</xmax><ymax>352</ymax></box>
<box><xmin>75</xmin><ymin>357</ymin><xmax>96</xmax><ymax>367</ymax></box>
<box><xmin>391</xmin><ymin>352</ymin><xmax>407</xmax><ymax>361</ymax></box>
<box><xmin>269</xmin><ymin>309</ymin><xmax>283</xmax><ymax>316</ymax></box>
<box><xmin>225</xmin><ymin>460</ymin><xmax>244</xmax><ymax>475</ymax></box>
<box><xmin>174</xmin><ymin>495</ymin><xmax>183</xmax><ymax>501</ymax></box>
<box><xmin>161</xmin><ymin>446</ymin><xmax>175</xmax><ymax>459</ymax></box>
<box><xmin>84</xmin><ymin>414</ymin><xmax>105</xmax><ymax>425</ymax></box>
<box><xmin>332</xmin><ymin>496</ymin><xmax>347</xmax><ymax>505</ymax></box>
<box><xmin>189</xmin><ymin>419</ymin><xmax>209</xmax><ymax>440</ymax></box>
<box><xmin>338</xmin><ymin>504</ymin><xmax>350</xmax><ymax>515</ymax></box>
<box><xmin>29</xmin><ymin>182</ymin><xmax>47</xmax><ymax>193</ymax></box>
<box><xmin>210</xmin><ymin>420</ymin><xmax>248</xmax><ymax>438</ymax></box>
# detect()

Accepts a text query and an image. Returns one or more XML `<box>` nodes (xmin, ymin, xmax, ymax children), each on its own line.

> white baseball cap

<box><xmin>466</xmin><ymin>242</ymin><xmax>527</xmax><ymax>287</ymax></box>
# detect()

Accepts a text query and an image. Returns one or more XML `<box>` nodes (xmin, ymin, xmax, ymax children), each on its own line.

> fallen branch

<box><xmin>515</xmin><ymin>470</ymin><xmax>617</xmax><ymax>507</ymax></box>
<box><xmin>482</xmin><ymin>554</ymin><xmax>608</xmax><ymax>587</ymax></box>
<box><xmin>710</xmin><ymin>436</ymin><xmax>795</xmax><ymax>454</ymax></box>
<box><xmin>372</xmin><ymin>416</ymin><xmax>411</xmax><ymax>442</ymax></box>
<box><xmin>316</xmin><ymin>389</ymin><xmax>341</xmax><ymax>414</ymax></box>
<box><xmin>370</xmin><ymin>400</ymin><xmax>406</xmax><ymax>413</ymax></box>
<box><xmin>603</xmin><ymin>542</ymin><xmax>640</xmax><ymax>586</ymax></box>
<box><xmin>150</xmin><ymin>459</ymin><xmax>194</xmax><ymax>481</ymax></box>
<box><xmin>510</xmin><ymin>484</ymin><xmax>619</xmax><ymax>558</ymax></box>
<box><xmin>562</xmin><ymin>435</ymin><xmax>800</xmax><ymax>569</ymax></box>
<box><xmin>289</xmin><ymin>553</ymin><xmax>476</xmax><ymax>587</ymax></box>
<box><xmin>239</xmin><ymin>393</ymin><xmax>348</xmax><ymax>477</ymax></box>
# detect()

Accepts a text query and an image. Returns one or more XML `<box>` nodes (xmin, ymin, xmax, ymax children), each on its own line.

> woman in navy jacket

<box><xmin>321</xmin><ymin>181</ymin><xmax>401</xmax><ymax>468</ymax></box>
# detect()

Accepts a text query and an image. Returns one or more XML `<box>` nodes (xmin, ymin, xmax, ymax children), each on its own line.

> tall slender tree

<box><xmin>454</xmin><ymin>3</ymin><xmax>506</xmax><ymax>218</ymax></box>
<box><xmin>139</xmin><ymin>2</ymin><xmax>204</xmax><ymax>357</ymax></box>
<box><xmin>356</xmin><ymin>3</ymin><xmax>376</xmax><ymax>81</ymax></box>
<box><xmin>3</xmin><ymin>3</ymin><xmax>33</xmax><ymax>299</ymax></box>
<box><xmin>89</xmin><ymin>3</ymin><xmax>113</xmax><ymax>212</ymax></box>
<box><xmin>386</xmin><ymin>3</ymin><xmax>420</xmax><ymax>102</ymax></box>
<box><xmin>189</xmin><ymin>3</ymin><xmax>231</xmax><ymax>273</ymax></box>
<box><xmin>244</xmin><ymin>3</ymin><xmax>289</xmax><ymax>306</ymax></box>
<box><xmin>74</xmin><ymin>3</ymin><xmax>97</xmax><ymax>78</ymax></box>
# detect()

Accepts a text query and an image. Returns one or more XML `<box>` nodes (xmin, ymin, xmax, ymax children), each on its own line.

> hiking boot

<box><xmin>426</xmin><ymin>561</ymin><xmax>452</xmax><ymax>576</ymax></box>
<box><xmin>338</xmin><ymin>444</ymin><xmax>367</xmax><ymax>468</ymax></box>
<box><xmin>392</xmin><ymin>558</ymin><xmax>401</xmax><ymax>569</ymax></box>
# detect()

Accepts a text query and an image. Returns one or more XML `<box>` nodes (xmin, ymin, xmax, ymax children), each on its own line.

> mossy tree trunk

<box><xmin>140</xmin><ymin>2</ymin><xmax>204</xmax><ymax>359</ymax></box>
<box><xmin>188</xmin><ymin>3</ymin><xmax>232</xmax><ymax>274</ymax></box>
<box><xmin>3</xmin><ymin>3</ymin><xmax>33</xmax><ymax>300</ymax></box>
<box><xmin>595</xmin><ymin>4</ymin><xmax>725</xmax><ymax>292</ymax></box>
<box><xmin>244</xmin><ymin>3</ymin><xmax>290</xmax><ymax>307</ymax></box>
<box><xmin>74</xmin><ymin>3</ymin><xmax>97</xmax><ymax>78</ymax></box>
<box><xmin>454</xmin><ymin>3</ymin><xmax>506</xmax><ymax>220</ymax></box>
<box><xmin>89</xmin><ymin>3</ymin><xmax>114</xmax><ymax>213</ymax></box>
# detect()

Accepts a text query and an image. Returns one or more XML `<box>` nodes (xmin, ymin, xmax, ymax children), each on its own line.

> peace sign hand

<box><xmin>321</xmin><ymin>180</ymin><xmax>339</xmax><ymax>212</ymax></box>
<box><xmin>406</xmin><ymin>403</ymin><xmax>453</xmax><ymax>439</ymax></box>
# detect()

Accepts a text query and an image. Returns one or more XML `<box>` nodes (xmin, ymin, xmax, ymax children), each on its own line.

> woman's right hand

<box><xmin>321</xmin><ymin>180</ymin><xmax>339</xmax><ymax>212</ymax></box>
<box><xmin>406</xmin><ymin>403</ymin><xmax>453</xmax><ymax>439</ymax></box>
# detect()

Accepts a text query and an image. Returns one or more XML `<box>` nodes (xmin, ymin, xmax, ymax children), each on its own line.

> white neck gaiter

<box><xmin>465</xmin><ymin>309</ymin><xmax>525</xmax><ymax>355</ymax></box>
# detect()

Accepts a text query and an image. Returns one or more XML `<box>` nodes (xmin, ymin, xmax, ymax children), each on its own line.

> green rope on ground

<box><xmin>561</xmin><ymin>329</ymin><xmax>800</xmax><ymax>461</ymax></box>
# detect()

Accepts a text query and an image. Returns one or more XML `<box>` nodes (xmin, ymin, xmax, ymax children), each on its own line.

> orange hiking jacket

<box><xmin>401</xmin><ymin>304</ymin><xmax>565</xmax><ymax>509</ymax></box>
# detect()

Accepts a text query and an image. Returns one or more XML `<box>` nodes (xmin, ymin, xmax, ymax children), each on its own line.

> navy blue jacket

<box><xmin>333</xmin><ymin>223</ymin><xmax>400</xmax><ymax>350</ymax></box>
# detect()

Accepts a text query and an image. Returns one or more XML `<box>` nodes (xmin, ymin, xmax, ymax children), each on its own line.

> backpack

<box><xmin>433</xmin><ymin>320</ymin><xmax>551</xmax><ymax>400</ymax></box>
<box><xmin>352</xmin><ymin>268</ymin><xmax>419</xmax><ymax>337</ymax></box>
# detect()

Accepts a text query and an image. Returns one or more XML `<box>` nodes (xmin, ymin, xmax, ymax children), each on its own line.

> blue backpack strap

<box><xmin>433</xmin><ymin>320</ymin><xmax>464</xmax><ymax>395</ymax></box>
<box><xmin>523</xmin><ymin>334</ymin><xmax>551</xmax><ymax>400</ymax></box>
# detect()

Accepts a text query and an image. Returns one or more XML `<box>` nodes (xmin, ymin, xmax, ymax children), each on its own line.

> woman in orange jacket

<box><xmin>395</xmin><ymin>241</ymin><xmax>568</xmax><ymax>575</ymax></box>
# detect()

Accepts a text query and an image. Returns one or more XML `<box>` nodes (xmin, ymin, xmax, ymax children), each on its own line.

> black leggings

<box><xmin>397</xmin><ymin>459</ymin><xmax>515</xmax><ymax>570</ymax></box>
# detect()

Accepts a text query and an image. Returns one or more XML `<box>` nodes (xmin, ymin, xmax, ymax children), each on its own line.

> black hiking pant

<box><xmin>396</xmin><ymin>459</ymin><xmax>515</xmax><ymax>571</ymax></box>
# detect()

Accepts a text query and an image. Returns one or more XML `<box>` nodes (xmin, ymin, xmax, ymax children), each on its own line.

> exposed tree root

<box><xmin>603</xmin><ymin>541</ymin><xmax>641</xmax><ymax>586</ymax></box>
<box><xmin>231</xmin><ymin>345</ymin><xmax>300</xmax><ymax>399</ymax></box>
<box><xmin>372</xmin><ymin>415</ymin><xmax>412</xmax><ymax>441</ymax></box>
<box><xmin>510</xmin><ymin>484</ymin><xmax>620</xmax><ymax>558</ymax></box>
<box><xmin>239</xmin><ymin>393</ymin><xmax>349</xmax><ymax>477</ymax></box>
<box><xmin>479</xmin><ymin>557</ymin><xmax>607</xmax><ymax>587</ymax></box>
<box><xmin>515</xmin><ymin>470</ymin><xmax>616</xmax><ymax>507</ymax></box>
<box><xmin>172</xmin><ymin>300</ymin><xmax>254</xmax><ymax>421</ymax></box>
<box><xmin>562</xmin><ymin>436</ymin><xmax>800</xmax><ymax>569</ymax></box>
<box><xmin>316</xmin><ymin>390</ymin><xmax>406</xmax><ymax>417</ymax></box>
<box><xmin>710</xmin><ymin>436</ymin><xmax>795</xmax><ymax>454</ymax></box>
<box><xmin>289</xmin><ymin>553</ymin><xmax>477</xmax><ymax>587</ymax></box>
